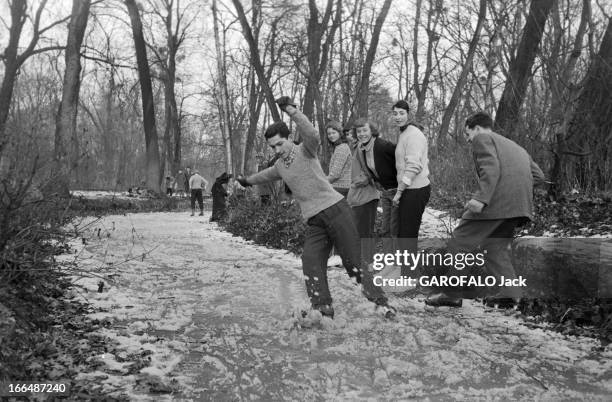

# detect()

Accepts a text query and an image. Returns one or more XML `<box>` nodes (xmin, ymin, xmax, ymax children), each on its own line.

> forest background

<box><xmin>1</xmin><ymin>0</ymin><xmax>610</xmax><ymax>201</ymax></box>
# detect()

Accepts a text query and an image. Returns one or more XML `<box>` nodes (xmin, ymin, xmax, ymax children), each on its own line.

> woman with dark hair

<box><xmin>210</xmin><ymin>172</ymin><xmax>232</xmax><ymax>222</ymax></box>
<box><xmin>325</xmin><ymin>120</ymin><xmax>352</xmax><ymax>198</ymax></box>
<box><xmin>353</xmin><ymin>118</ymin><xmax>398</xmax><ymax>238</ymax></box>
<box><xmin>391</xmin><ymin>100</ymin><xmax>431</xmax><ymax>259</ymax></box>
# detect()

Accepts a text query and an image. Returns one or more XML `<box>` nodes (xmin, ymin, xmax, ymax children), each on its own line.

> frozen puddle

<box><xmin>60</xmin><ymin>211</ymin><xmax>612</xmax><ymax>400</ymax></box>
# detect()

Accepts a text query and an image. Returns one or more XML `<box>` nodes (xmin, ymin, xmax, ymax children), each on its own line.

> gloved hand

<box><xmin>275</xmin><ymin>96</ymin><xmax>297</xmax><ymax>112</ymax></box>
<box><xmin>236</xmin><ymin>175</ymin><xmax>251</xmax><ymax>187</ymax></box>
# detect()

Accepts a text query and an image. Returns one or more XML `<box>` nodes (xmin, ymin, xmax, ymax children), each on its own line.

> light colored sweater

<box><xmin>248</xmin><ymin>110</ymin><xmax>343</xmax><ymax>220</ymax></box>
<box><xmin>189</xmin><ymin>174</ymin><xmax>208</xmax><ymax>190</ymax></box>
<box><xmin>395</xmin><ymin>125</ymin><xmax>430</xmax><ymax>190</ymax></box>
<box><xmin>327</xmin><ymin>142</ymin><xmax>352</xmax><ymax>189</ymax></box>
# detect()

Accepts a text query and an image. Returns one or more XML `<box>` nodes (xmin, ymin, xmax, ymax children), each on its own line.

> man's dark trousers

<box><xmin>443</xmin><ymin>217</ymin><xmax>525</xmax><ymax>299</ymax></box>
<box><xmin>191</xmin><ymin>189</ymin><xmax>203</xmax><ymax>210</ymax></box>
<box><xmin>302</xmin><ymin>199</ymin><xmax>387</xmax><ymax>308</ymax></box>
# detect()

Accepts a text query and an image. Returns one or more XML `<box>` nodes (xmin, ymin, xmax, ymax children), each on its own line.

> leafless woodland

<box><xmin>0</xmin><ymin>0</ymin><xmax>610</xmax><ymax>197</ymax></box>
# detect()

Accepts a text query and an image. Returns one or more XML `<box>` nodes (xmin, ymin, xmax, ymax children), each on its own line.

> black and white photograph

<box><xmin>0</xmin><ymin>0</ymin><xmax>611</xmax><ymax>400</ymax></box>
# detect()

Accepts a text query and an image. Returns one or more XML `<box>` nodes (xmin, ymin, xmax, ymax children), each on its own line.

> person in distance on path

<box><xmin>189</xmin><ymin>170</ymin><xmax>208</xmax><ymax>217</ymax></box>
<box><xmin>236</xmin><ymin>96</ymin><xmax>396</xmax><ymax>319</ymax></box>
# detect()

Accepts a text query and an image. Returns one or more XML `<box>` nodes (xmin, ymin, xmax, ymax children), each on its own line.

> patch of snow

<box><xmin>57</xmin><ymin>210</ymin><xmax>612</xmax><ymax>400</ymax></box>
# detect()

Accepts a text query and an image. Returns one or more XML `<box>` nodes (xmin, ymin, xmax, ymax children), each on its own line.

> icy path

<box><xmin>64</xmin><ymin>210</ymin><xmax>612</xmax><ymax>401</ymax></box>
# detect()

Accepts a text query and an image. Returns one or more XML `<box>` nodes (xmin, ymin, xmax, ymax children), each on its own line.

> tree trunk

<box><xmin>547</xmin><ymin>0</ymin><xmax>590</xmax><ymax>197</ymax></box>
<box><xmin>414</xmin><ymin>0</ymin><xmax>440</xmax><ymax>120</ymax></box>
<box><xmin>0</xmin><ymin>1</ymin><xmax>28</xmax><ymax>156</ymax></box>
<box><xmin>411</xmin><ymin>0</ymin><xmax>423</xmax><ymax>104</ymax></box>
<box><xmin>341</xmin><ymin>0</ymin><xmax>364</xmax><ymax>123</ymax></box>
<box><xmin>352</xmin><ymin>0</ymin><xmax>393</xmax><ymax>120</ymax></box>
<box><xmin>302</xmin><ymin>0</ymin><xmax>342</xmax><ymax>161</ymax></box>
<box><xmin>564</xmin><ymin>18</ymin><xmax>612</xmax><ymax>192</ymax></box>
<box><xmin>52</xmin><ymin>0</ymin><xmax>91</xmax><ymax>196</ymax></box>
<box><xmin>212</xmin><ymin>0</ymin><xmax>233</xmax><ymax>174</ymax></box>
<box><xmin>494</xmin><ymin>0</ymin><xmax>555</xmax><ymax>137</ymax></box>
<box><xmin>241</xmin><ymin>0</ymin><xmax>261</xmax><ymax>174</ymax></box>
<box><xmin>438</xmin><ymin>0</ymin><xmax>486</xmax><ymax>143</ymax></box>
<box><xmin>125</xmin><ymin>0</ymin><xmax>162</xmax><ymax>192</ymax></box>
<box><xmin>231</xmin><ymin>0</ymin><xmax>280</xmax><ymax>122</ymax></box>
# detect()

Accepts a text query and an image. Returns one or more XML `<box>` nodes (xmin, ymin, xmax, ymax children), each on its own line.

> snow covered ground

<box><xmin>57</xmin><ymin>209</ymin><xmax>612</xmax><ymax>400</ymax></box>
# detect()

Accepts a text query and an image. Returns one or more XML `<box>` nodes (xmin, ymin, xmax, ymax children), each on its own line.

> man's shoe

<box><xmin>484</xmin><ymin>297</ymin><xmax>518</xmax><ymax>309</ymax></box>
<box><xmin>199</xmin><ymin>211</ymin><xmax>203</xmax><ymax>216</ymax></box>
<box><xmin>305</xmin><ymin>304</ymin><xmax>334</xmax><ymax>319</ymax></box>
<box><xmin>425</xmin><ymin>293</ymin><xmax>463</xmax><ymax>307</ymax></box>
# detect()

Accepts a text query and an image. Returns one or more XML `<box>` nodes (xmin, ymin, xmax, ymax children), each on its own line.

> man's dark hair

<box><xmin>392</xmin><ymin>100</ymin><xmax>410</xmax><ymax>113</ymax></box>
<box><xmin>465</xmin><ymin>112</ymin><xmax>493</xmax><ymax>129</ymax></box>
<box><xmin>353</xmin><ymin>117</ymin><xmax>380</xmax><ymax>137</ymax></box>
<box><xmin>264</xmin><ymin>121</ymin><xmax>290</xmax><ymax>139</ymax></box>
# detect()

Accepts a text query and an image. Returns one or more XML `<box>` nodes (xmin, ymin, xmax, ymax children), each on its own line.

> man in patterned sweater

<box><xmin>237</xmin><ymin>97</ymin><xmax>395</xmax><ymax>319</ymax></box>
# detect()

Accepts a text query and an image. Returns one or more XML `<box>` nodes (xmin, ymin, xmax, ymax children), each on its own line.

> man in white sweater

<box><xmin>189</xmin><ymin>170</ymin><xmax>208</xmax><ymax>216</ymax></box>
<box><xmin>391</xmin><ymin>100</ymin><xmax>431</xmax><ymax>268</ymax></box>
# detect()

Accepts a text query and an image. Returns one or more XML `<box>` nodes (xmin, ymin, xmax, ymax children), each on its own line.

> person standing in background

<box><xmin>189</xmin><ymin>169</ymin><xmax>208</xmax><ymax>216</ymax></box>
<box><xmin>165</xmin><ymin>175</ymin><xmax>174</xmax><ymax>196</ymax></box>
<box><xmin>175</xmin><ymin>169</ymin><xmax>187</xmax><ymax>198</ymax></box>
<box><xmin>391</xmin><ymin>100</ymin><xmax>431</xmax><ymax>277</ymax></box>
<box><xmin>347</xmin><ymin>125</ymin><xmax>380</xmax><ymax>240</ymax></box>
<box><xmin>210</xmin><ymin>172</ymin><xmax>232</xmax><ymax>222</ymax></box>
<box><xmin>184</xmin><ymin>167</ymin><xmax>192</xmax><ymax>194</ymax></box>
<box><xmin>353</xmin><ymin>118</ymin><xmax>398</xmax><ymax>238</ymax></box>
<box><xmin>325</xmin><ymin>121</ymin><xmax>352</xmax><ymax>198</ymax></box>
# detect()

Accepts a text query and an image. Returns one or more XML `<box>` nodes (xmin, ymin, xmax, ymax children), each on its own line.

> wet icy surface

<box><xmin>60</xmin><ymin>211</ymin><xmax>612</xmax><ymax>401</ymax></box>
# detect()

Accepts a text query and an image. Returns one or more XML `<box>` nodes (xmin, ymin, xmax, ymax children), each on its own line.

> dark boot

<box><xmin>425</xmin><ymin>292</ymin><xmax>463</xmax><ymax>307</ymax></box>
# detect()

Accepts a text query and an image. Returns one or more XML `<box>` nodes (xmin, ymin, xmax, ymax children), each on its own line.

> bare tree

<box><xmin>125</xmin><ymin>0</ymin><xmax>162</xmax><ymax>192</ymax></box>
<box><xmin>494</xmin><ymin>0</ymin><xmax>555</xmax><ymax>137</ymax></box>
<box><xmin>546</xmin><ymin>0</ymin><xmax>590</xmax><ymax>197</ymax></box>
<box><xmin>212</xmin><ymin>0</ymin><xmax>233</xmax><ymax>174</ymax></box>
<box><xmin>0</xmin><ymin>0</ymin><xmax>68</xmax><ymax>156</ymax></box>
<box><xmin>145</xmin><ymin>0</ymin><xmax>197</xmax><ymax>176</ymax></box>
<box><xmin>563</xmin><ymin>17</ymin><xmax>612</xmax><ymax>191</ymax></box>
<box><xmin>351</xmin><ymin>0</ymin><xmax>393</xmax><ymax>120</ymax></box>
<box><xmin>230</xmin><ymin>0</ymin><xmax>281</xmax><ymax>122</ymax></box>
<box><xmin>298</xmin><ymin>0</ymin><xmax>342</xmax><ymax>162</ymax></box>
<box><xmin>438</xmin><ymin>0</ymin><xmax>486</xmax><ymax>142</ymax></box>
<box><xmin>53</xmin><ymin>0</ymin><xmax>92</xmax><ymax>196</ymax></box>
<box><xmin>242</xmin><ymin>0</ymin><xmax>284</xmax><ymax>174</ymax></box>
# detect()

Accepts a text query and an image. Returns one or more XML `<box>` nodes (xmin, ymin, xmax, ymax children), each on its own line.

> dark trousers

<box><xmin>380</xmin><ymin>188</ymin><xmax>399</xmax><ymax>237</ymax></box>
<box><xmin>352</xmin><ymin>199</ymin><xmax>378</xmax><ymax>239</ymax></box>
<box><xmin>190</xmin><ymin>189</ymin><xmax>203</xmax><ymax>210</ymax></box>
<box><xmin>397</xmin><ymin>185</ymin><xmax>431</xmax><ymax>275</ymax></box>
<box><xmin>444</xmin><ymin>217</ymin><xmax>526</xmax><ymax>299</ymax></box>
<box><xmin>302</xmin><ymin>199</ymin><xmax>387</xmax><ymax>307</ymax></box>
<box><xmin>398</xmin><ymin>185</ymin><xmax>430</xmax><ymax>238</ymax></box>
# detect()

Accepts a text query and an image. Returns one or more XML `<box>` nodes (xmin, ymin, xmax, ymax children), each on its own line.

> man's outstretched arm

<box><xmin>238</xmin><ymin>165</ymin><xmax>281</xmax><ymax>187</ymax></box>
